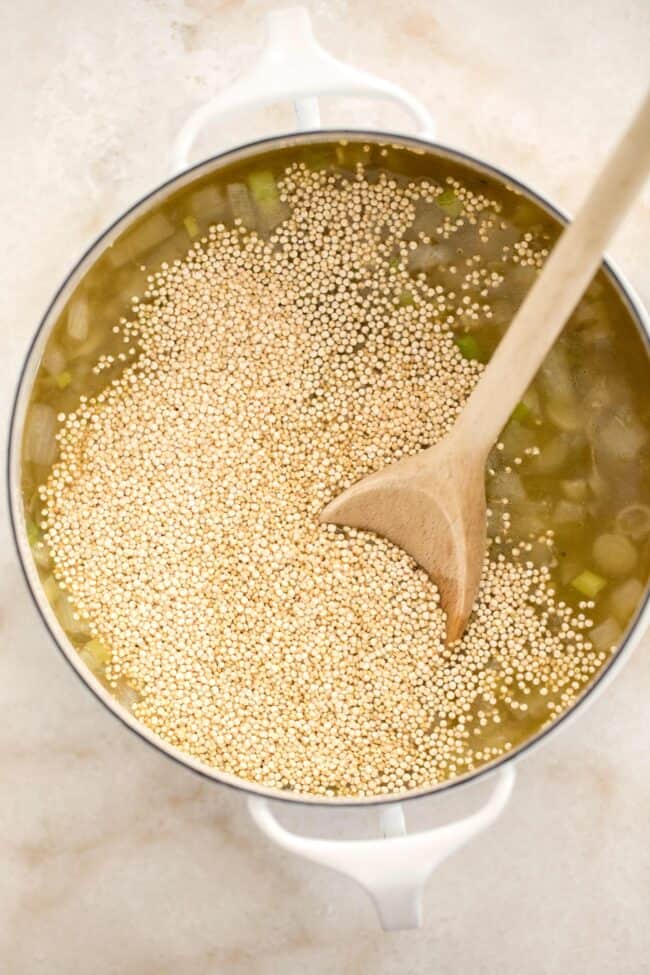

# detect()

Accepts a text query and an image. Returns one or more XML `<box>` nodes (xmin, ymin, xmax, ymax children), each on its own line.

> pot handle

<box><xmin>248</xmin><ymin>764</ymin><xmax>515</xmax><ymax>931</ymax></box>
<box><xmin>172</xmin><ymin>6</ymin><xmax>435</xmax><ymax>173</ymax></box>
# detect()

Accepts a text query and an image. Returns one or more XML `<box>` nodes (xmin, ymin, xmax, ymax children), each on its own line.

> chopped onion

<box><xmin>589</xmin><ymin>617</ymin><xmax>622</xmax><ymax>653</ymax></box>
<box><xmin>24</xmin><ymin>403</ymin><xmax>58</xmax><ymax>466</ymax></box>
<box><xmin>553</xmin><ymin>500</ymin><xmax>585</xmax><ymax>525</ymax></box>
<box><xmin>616</xmin><ymin>504</ymin><xmax>650</xmax><ymax>541</ymax></box>
<box><xmin>42</xmin><ymin>341</ymin><xmax>66</xmax><ymax>376</ymax></box>
<box><xmin>597</xmin><ymin>410</ymin><xmax>647</xmax><ymax>461</ymax></box>
<box><xmin>66</xmin><ymin>297</ymin><xmax>89</xmax><ymax>343</ymax></box>
<box><xmin>487</xmin><ymin>469</ymin><xmax>527</xmax><ymax>503</ymax></box>
<box><xmin>592</xmin><ymin>533</ymin><xmax>637</xmax><ymax>577</ymax></box>
<box><xmin>408</xmin><ymin>243</ymin><xmax>450</xmax><ymax>274</ymax></box>
<box><xmin>107</xmin><ymin>212</ymin><xmax>175</xmax><ymax>268</ymax></box>
<box><xmin>55</xmin><ymin>594</ymin><xmax>91</xmax><ymax>636</ymax></box>
<box><xmin>115</xmin><ymin>681</ymin><xmax>141</xmax><ymax>711</ymax></box>
<box><xmin>545</xmin><ymin>397</ymin><xmax>583</xmax><ymax>432</ymax></box>
<box><xmin>531</xmin><ymin>436</ymin><xmax>569</xmax><ymax>474</ymax></box>
<box><xmin>190</xmin><ymin>183</ymin><xmax>227</xmax><ymax>224</ymax></box>
<box><xmin>561</xmin><ymin>478</ymin><xmax>589</xmax><ymax>502</ymax></box>
<box><xmin>609</xmin><ymin>578</ymin><xmax>644</xmax><ymax>625</ymax></box>
<box><xmin>539</xmin><ymin>345</ymin><xmax>575</xmax><ymax>404</ymax></box>
<box><xmin>227</xmin><ymin>183</ymin><xmax>256</xmax><ymax>229</ymax></box>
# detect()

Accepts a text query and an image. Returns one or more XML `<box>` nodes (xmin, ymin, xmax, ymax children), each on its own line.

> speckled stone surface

<box><xmin>1</xmin><ymin>2</ymin><xmax>649</xmax><ymax>972</ymax></box>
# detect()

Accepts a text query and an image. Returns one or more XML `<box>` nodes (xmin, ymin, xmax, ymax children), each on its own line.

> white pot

<box><xmin>7</xmin><ymin>6</ymin><xmax>650</xmax><ymax>932</ymax></box>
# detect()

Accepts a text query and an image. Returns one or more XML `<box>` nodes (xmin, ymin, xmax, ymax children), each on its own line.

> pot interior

<box><xmin>9</xmin><ymin>132</ymin><xmax>650</xmax><ymax>805</ymax></box>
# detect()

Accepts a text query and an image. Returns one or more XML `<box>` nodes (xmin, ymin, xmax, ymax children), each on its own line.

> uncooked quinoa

<box><xmin>24</xmin><ymin>142</ymin><xmax>650</xmax><ymax>797</ymax></box>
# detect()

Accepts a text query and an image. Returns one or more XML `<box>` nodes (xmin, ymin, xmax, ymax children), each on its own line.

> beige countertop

<box><xmin>1</xmin><ymin>1</ymin><xmax>649</xmax><ymax>972</ymax></box>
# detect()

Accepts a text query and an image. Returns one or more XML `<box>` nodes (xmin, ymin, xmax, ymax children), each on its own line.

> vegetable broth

<box><xmin>20</xmin><ymin>137</ymin><xmax>650</xmax><ymax>783</ymax></box>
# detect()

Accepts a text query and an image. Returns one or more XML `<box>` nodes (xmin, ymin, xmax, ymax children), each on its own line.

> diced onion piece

<box><xmin>615</xmin><ymin>504</ymin><xmax>650</xmax><ymax>541</ymax></box>
<box><xmin>553</xmin><ymin>499</ymin><xmax>585</xmax><ymax>525</ymax></box>
<box><xmin>561</xmin><ymin>478</ymin><xmax>589</xmax><ymax>502</ymax></box>
<box><xmin>609</xmin><ymin>578</ymin><xmax>644</xmax><ymax>625</ymax></box>
<box><xmin>24</xmin><ymin>403</ymin><xmax>58</xmax><ymax>466</ymax></box>
<box><xmin>79</xmin><ymin>638</ymin><xmax>109</xmax><ymax>676</ymax></box>
<box><xmin>42</xmin><ymin>574</ymin><xmax>60</xmax><ymax>604</ymax></box>
<box><xmin>107</xmin><ymin>212</ymin><xmax>175</xmax><ymax>268</ymax></box>
<box><xmin>545</xmin><ymin>397</ymin><xmax>583</xmax><ymax>432</ymax></box>
<box><xmin>42</xmin><ymin>341</ymin><xmax>66</xmax><ymax>376</ymax></box>
<box><xmin>114</xmin><ymin>680</ymin><xmax>140</xmax><ymax>711</ymax></box>
<box><xmin>31</xmin><ymin>543</ymin><xmax>51</xmax><ymax>570</ymax></box>
<box><xmin>589</xmin><ymin>617</ymin><xmax>622</xmax><ymax>653</ymax></box>
<box><xmin>55</xmin><ymin>594</ymin><xmax>91</xmax><ymax>636</ymax></box>
<box><xmin>227</xmin><ymin>183</ymin><xmax>256</xmax><ymax>229</ymax></box>
<box><xmin>508</xmin><ymin>500</ymin><xmax>551</xmax><ymax>538</ymax></box>
<box><xmin>592</xmin><ymin>533</ymin><xmax>637</xmax><ymax>577</ymax></box>
<box><xmin>500</xmin><ymin>422</ymin><xmax>537</xmax><ymax>460</ymax></box>
<box><xmin>530</xmin><ymin>436</ymin><xmax>569</xmax><ymax>474</ymax></box>
<box><xmin>539</xmin><ymin>345</ymin><xmax>575</xmax><ymax>403</ymax></box>
<box><xmin>408</xmin><ymin>243</ymin><xmax>450</xmax><ymax>274</ymax></box>
<box><xmin>597</xmin><ymin>411</ymin><xmax>647</xmax><ymax>461</ymax></box>
<box><xmin>571</xmin><ymin>570</ymin><xmax>607</xmax><ymax>599</ymax></box>
<box><xmin>66</xmin><ymin>297</ymin><xmax>89</xmax><ymax>343</ymax></box>
<box><xmin>487</xmin><ymin>469</ymin><xmax>527</xmax><ymax>503</ymax></box>
<box><xmin>190</xmin><ymin>184</ymin><xmax>227</xmax><ymax>223</ymax></box>
<box><xmin>559</xmin><ymin>556</ymin><xmax>583</xmax><ymax>585</ymax></box>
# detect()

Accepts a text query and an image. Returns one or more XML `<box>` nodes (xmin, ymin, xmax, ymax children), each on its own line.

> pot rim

<box><xmin>8</xmin><ymin>127</ymin><xmax>650</xmax><ymax>808</ymax></box>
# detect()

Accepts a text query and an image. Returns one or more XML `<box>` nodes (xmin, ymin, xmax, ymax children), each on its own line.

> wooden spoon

<box><xmin>321</xmin><ymin>90</ymin><xmax>650</xmax><ymax>642</ymax></box>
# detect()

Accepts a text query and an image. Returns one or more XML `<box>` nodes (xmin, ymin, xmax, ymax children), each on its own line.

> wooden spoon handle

<box><xmin>456</xmin><ymin>88</ymin><xmax>650</xmax><ymax>454</ymax></box>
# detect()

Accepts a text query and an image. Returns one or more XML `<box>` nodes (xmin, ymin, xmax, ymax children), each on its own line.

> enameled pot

<box><xmin>7</xmin><ymin>7</ymin><xmax>650</xmax><ymax>930</ymax></box>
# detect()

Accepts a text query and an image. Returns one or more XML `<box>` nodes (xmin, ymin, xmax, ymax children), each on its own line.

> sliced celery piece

<box><xmin>55</xmin><ymin>370</ymin><xmax>72</xmax><ymax>389</ymax></box>
<box><xmin>26</xmin><ymin>518</ymin><xmax>41</xmax><ymax>546</ymax></box>
<box><xmin>510</xmin><ymin>401</ymin><xmax>531</xmax><ymax>423</ymax></box>
<box><xmin>248</xmin><ymin>170</ymin><xmax>279</xmax><ymax>204</ymax></box>
<box><xmin>571</xmin><ymin>570</ymin><xmax>607</xmax><ymax>599</ymax></box>
<box><xmin>455</xmin><ymin>334</ymin><xmax>482</xmax><ymax>361</ymax></box>
<box><xmin>247</xmin><ymin>170</ymin><xmax>288</xmax><ymax>234</ymax></box>
<box><xmin>398</xmin><ymin>290</ymin><xmax>415</xmax><ymax>307</ymax></box>
<box><xmin>435</xmin><ymin>189</ymin><xmax>463</xmax><ymax>218</ymax></box>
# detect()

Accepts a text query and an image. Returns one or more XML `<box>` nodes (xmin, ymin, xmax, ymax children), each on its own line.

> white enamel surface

<box><xmin>2</xmin><ymin>0</ymin><xmax>650</xmax><ymax>970</ymax></box>
<box><xmin>171</xmin><ymin>7</ymin><xmax>434</xmax><ymax>172</ymax></box>
<box><xmin>249</xmin><ymin>766</ymin><xmax>516</xmax><ymax>930</ymax></box>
